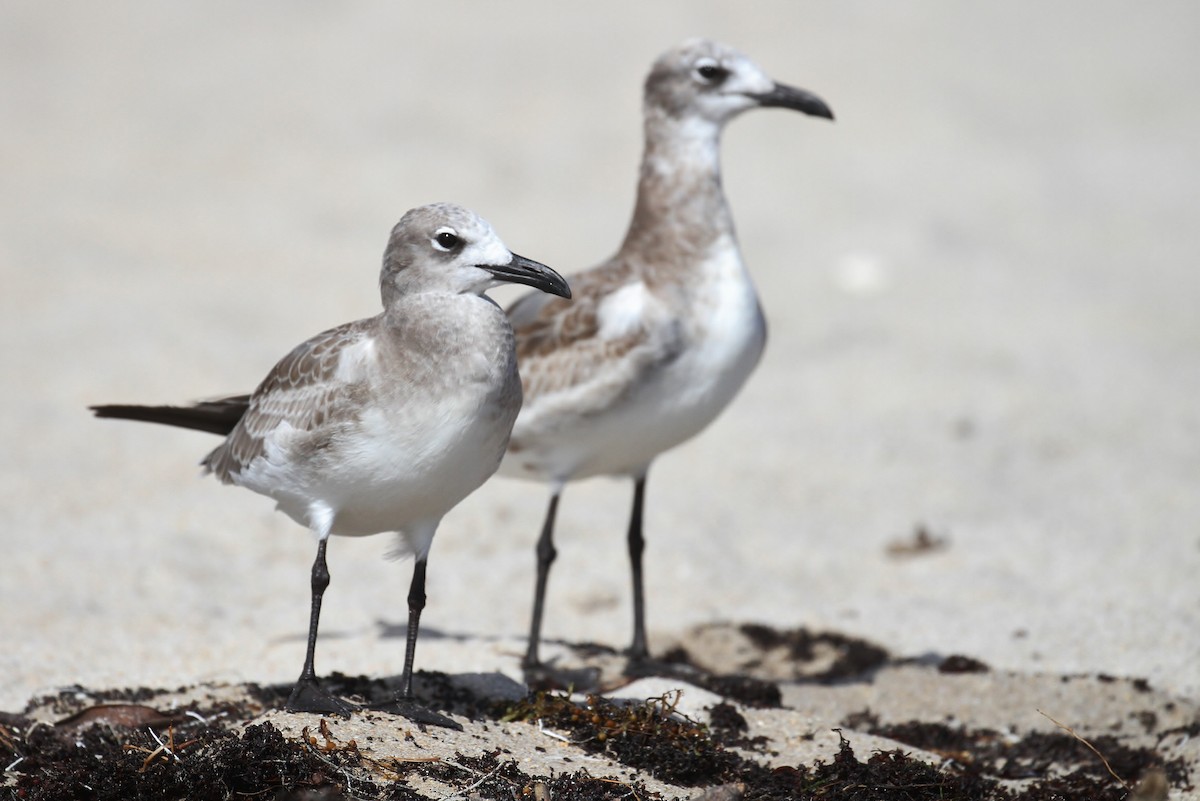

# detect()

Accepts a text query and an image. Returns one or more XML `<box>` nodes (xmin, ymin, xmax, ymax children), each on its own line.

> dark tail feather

<box><xmin>90</xmin><ymin>394</ymin><xmax>251</xmax><ymax>436</ymax></box>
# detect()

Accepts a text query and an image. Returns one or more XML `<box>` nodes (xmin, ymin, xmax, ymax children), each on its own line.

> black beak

<box><xmin>748</xmin><ymin>82</ymin><xmax>834</xmax><ymax>121</ymax></box>
<box><xmin>484</xmin><ymin>253</ymin><xmax>572</xmax><ymax>299</ymax></box>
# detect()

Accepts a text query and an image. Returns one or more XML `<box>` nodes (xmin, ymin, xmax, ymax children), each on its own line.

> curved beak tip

<box><xmin>754</xmin><ymin>83</ymin><xmax>834</xmax><ymax>121</ymax></box>
<box><xmin>486</xmin><ymin>253</ymin><xmax>572</xmax><ymax>299</ymax></box>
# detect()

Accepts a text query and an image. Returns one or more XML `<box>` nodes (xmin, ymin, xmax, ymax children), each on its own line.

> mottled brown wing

<box><xmin>507</xmin><ymin>261</ymin><xmax>682</xmax><ymax>425</ymax></box>
<box><xmin>203</xmin><ymin>319</ymin><xmax>373</xmax><ymax>482</ymax></box>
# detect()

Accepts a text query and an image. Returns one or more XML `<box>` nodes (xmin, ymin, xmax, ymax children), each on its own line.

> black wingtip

<box><xmin>89</xmin><ymin>399</ymin><xmax>248</xmax><ymax>436</ymax></box>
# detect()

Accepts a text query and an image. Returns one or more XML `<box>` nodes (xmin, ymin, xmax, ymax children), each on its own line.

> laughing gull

<box><xmin>92</xmin><ymin>202</ymin><xmax>570</xmax><ymax>726</ymax></box>
<box><xmin>498</xmin><ymin>40</ymin><xmax>833</xmax><ymax>669</ymax></box>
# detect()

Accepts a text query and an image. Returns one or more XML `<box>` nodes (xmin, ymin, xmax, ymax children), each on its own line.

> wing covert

<box><xmin>508</xmin><ymin>263</ymin><xmax>683</xmax><ymax>430</ymax></box>
<box><xmin>203</xmin><ymin>320</ymin><xmax>374</xmax><ymax>481</ymax></box>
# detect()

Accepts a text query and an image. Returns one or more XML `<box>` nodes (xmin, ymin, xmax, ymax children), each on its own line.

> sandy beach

<box><xmin>2</xmin><ymin>2</ymin><xmax>1198</xmax><ymax>797</ymax></box>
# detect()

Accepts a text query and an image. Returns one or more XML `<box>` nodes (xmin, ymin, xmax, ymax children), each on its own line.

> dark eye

<box><xmin>696</xmin><ymin>62</ymin><xmax>728</xmax><ymax>84</ymax></box>
<box><xmin>432</xmin><ymin>229</ymin><xmax>460</xmax><ymax>251</ymax></box>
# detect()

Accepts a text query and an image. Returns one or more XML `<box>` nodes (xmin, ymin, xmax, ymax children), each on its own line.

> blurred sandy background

<box><xmin>2</xmin><ymin>2</ymin><xmax>1198</xmax><ymax>711</ymax></box>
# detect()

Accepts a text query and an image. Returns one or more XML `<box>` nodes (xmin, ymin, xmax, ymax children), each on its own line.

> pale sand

<box><xmin>2</xmin><ymin>1</ymin><xmax>1198</xmax><ymax>791</ymax></box>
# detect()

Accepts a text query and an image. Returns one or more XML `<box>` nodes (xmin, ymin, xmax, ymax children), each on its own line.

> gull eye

<box><xmin>694</xmin><ymin>59</ymin><xmax>728</xmax><ymax>84</ymax></box>
<box><xmin>432</xmin><ymin>228</ymin><xmax>460</xmax><ymax>251</ymax></box>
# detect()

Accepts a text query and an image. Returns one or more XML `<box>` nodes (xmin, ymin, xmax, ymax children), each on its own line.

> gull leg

<box><xmin>523</xmin><ymin>490</ymin><xmax>561</xmax><ymax>669</ymax></box>
<box><xmin>627</xmin><ymin>474</ymin><xmax>650</xmax><ymax>662</ymax></box>
<box><xmin>400</xmin><ymin>557</ymin><xmax>427</xmax><ymax>700</ymax></box>
<box><xmin>286</xmin><ymin>537</ymin><xmax>355</xmax><ymax>716</ymax></box>
<box><xmin>371</xmin><ymin>556</ymin><xmax>461</xmax><ymax>729</ymax></box>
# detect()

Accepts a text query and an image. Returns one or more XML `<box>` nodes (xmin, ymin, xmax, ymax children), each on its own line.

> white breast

<box><xmin>504</xmin><ymin>241</ymin><xmax>765</xmax><ymax>481</ymax></box>
<box><xmin>237</xmin><ymin>301</ymin><xmax>520</xmax><ymax>546</ymax></box>
<box><xmin>604</xmin><ymin>244</ymin><xmax>766</xmax><ymax>469</ymax></box>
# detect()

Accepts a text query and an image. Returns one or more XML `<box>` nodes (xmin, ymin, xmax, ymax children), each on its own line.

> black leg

<box><xmin>627</xmin><ymin>474</ymin><xmax>649</xmax><ymax>662</ymax></box>
<box><xmin>286</xmin><ymin>538</ymin><xmax>354</xmax><ymax>716</ymax></box>
<box><xmin>399</xmin><ymin>557</ymin><xmax>428</xmax><ymax>700</ymax></box>
<box><xmin>523</xmin><ymin>491</ymin><xmax>561</xmax><ymax>669</ymax></box>
<box><xmin>370</xmin><ymin>556</ymin><xmax>461</xmax><ymax>730</ymax></box>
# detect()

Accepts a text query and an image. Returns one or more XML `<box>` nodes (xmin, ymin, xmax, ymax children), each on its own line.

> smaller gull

<box><xmin>92</xmin><ymin>202</ymin><xmax>570</xmax><ymax>727</ymax></box>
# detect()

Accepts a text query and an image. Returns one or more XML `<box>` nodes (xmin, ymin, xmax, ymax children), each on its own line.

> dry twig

<box><xmin>1036</xmin><ymin>708</ymin><xmax>1130</xmax><ymax>790</ymax></box>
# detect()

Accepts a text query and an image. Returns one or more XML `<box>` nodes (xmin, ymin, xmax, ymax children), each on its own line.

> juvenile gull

<box><xmin>92</xmin><ymin>203</ymin><xmax>570</xmax><ymax>726</ymax></box>
<box><xmin>499</xmin><ymin>40</ymin><xmax>833</xmax><ymax>669</ymax></box>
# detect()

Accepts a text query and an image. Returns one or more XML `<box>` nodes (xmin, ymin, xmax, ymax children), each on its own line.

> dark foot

<box><xmin>523</xmin><ymin>660</ymin><xmax>603</xmax><ymax>692</ymax></box>
<box><xmin>624</xmin><ymin>646</ymin><xmax>654</xmax><ymax>674</ymax></box>
<box><xmin>285</xmin><ymin>678</ymin><xmax>357</xmax><ymax>717</ymax></box>
<box><xmin>624</xmin><ymin>651</ymin><xmax>697</xmax><ymax>681</ymax></box>
<box><xmin>368</xmin><ymin>696</ymin><xmax>462</xmax><ymax>730</ymax></box>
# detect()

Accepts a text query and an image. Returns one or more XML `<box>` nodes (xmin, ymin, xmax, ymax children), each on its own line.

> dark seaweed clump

<box><xmin>6</xmin><ymin>717</ymin><xmax>369</xmax><ymax>801</ymax></box>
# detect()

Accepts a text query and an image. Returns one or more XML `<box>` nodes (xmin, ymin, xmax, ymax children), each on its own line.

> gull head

<box><xmin>645</xmin><ymin>39</ymin><xmax>834</xmax><ymax>127</ymax></box>
<box><xmin>381</xmin><ymin>203</ymin><xmax>570</xmax><ymax>304</ymax></box>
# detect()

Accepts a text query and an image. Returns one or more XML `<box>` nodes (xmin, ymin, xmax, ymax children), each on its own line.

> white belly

<box><xmin>236</xmin><ymin>337</ymin><xmax>520</xmax><ymax>545</ymax></box>
<box><xmin>571</xmin><ymin>290</ymin><xmax>764</xmax><ymax>478</ymax></box>
<box><xmin>504</xmin><ymin>247</ymin><xmax>766</xmax><ymax>481</ymax></box>
<box><xmin>317</xmin><ymin>401</ymin><xmax>514</xmax><ymax>535</ymax></box>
